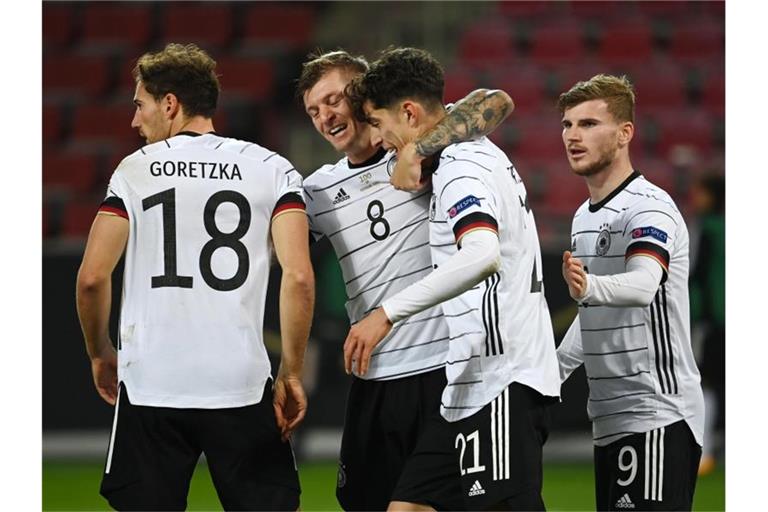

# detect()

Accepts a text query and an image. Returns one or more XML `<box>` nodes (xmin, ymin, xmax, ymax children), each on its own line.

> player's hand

<box><xmin>90</xmin><ymin>344</ymin><xmax>118</xmax><ymax>405</ymax></box>
<box><xmin>343</xmin><ymin>307</ymin><xmax>393</xmax><ymax>376</ymax></box>
<box><xmin>562</xmin><ymin>250</ymin><xmax>588</xmax><ymax>301</ymax></box>
<box><xmin>391</xmin><ymin>142</ymin><xmax>427</xmax><ymax>192</ymax></box>
<box><xmin>273</xmin><ymin>373</ymin><xmax>307</xmax><ymax>442</ymax></box>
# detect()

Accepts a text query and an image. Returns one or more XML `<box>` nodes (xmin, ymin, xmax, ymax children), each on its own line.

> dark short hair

<box><xmin>133</xmin><ymin>43</ymin><xmax>220</xmax><ymax>118</ymax></box>
<box><xmin>557</xmin><ymin>74</ymin><xmax>635</xmax><ymax>123</ymax></box>
<box><xmin>345</xmin><ymin>47</ymin><xmax>444</xmax><ymax>122</ymax></box>
<box><xmin>296</xmin><ymin>49</ymin><xmax>369</xmax><ymax>102</ymax></box>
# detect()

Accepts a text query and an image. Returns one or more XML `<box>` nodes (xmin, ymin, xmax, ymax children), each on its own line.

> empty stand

<box><xmin>597</xmin><ymin>22</ymin><xmax>655</xmax><ymax>65</ymax></box>
<box><xmin>81</xmin><ymin>3</ymin><xmax>153</xmax><ymax>50</ymax></box>
<box><xmin>529</xmin><ymin>23</ymin><xmax>588</xmax><ymax>65</ymax></box>
<box><xmin>458</xmin><ymin>22</ymin><xmax>517</xmax><ymax>70</ymax></box>
<box><xmin>43</xmin><ymin>55</ymin><xmax>112</xmax><ymax>98</ymax></box>
<box><xmin>242</xmin><ymin>3</ymin><xmax>316</xmax><ymax>51</ymax></box>
<box><xmin>43</xmin><ymin>2</ymin><xmax>75</xmax><ymax>47</ymax></box>
<box><xmin>668</xmin><ymin>19</ymin><xmax>724</xmax><ymax>62</ymax></box>
<box><xmin>44</xmin><ymin>152</ymin><xmax>99</xmax><ymax>195</ymax></box>
<box><xmin>217</xmin><ymin>57</ymin><xmax>275</xmax><ymax>101</ymax></box>
<box><xmin>61</xmin><ymin>201</ymin><xmax>101</xmax><ymax>238</ymax></box>
<box><xmin>443</xmin><ymin>67</ymin><xmax>479</xmax><ymax>104</ymax></box>
<box><xmin>71</xmin><ymin>104</ymin><xmax>141</xmax><ymax>146</ymax></box>
<box><xmin>43</xmin><ymin>104</ymin><xmax>64</xmax><ymax>145</ymax></box>
<box><xmin>161</xmin><ymin>3</ymin><xmax>234</xmax><ymax>48</ymax></box>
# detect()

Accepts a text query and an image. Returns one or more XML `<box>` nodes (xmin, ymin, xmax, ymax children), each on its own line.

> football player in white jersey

<box><xmin>343</xmin><ymin>47</ymin><xmax>560</xmax><ymax>511</ymax></box>
<box><xmin>557</xmin><ymin>74</ymin><xmax>704</xmax><ymax>511</ymax></box>
<box><xmin>76</xmin><ymin>43</ymin><xmax>314</xmax><ymax>511</ymax></box>
<box><xmin>297</xmin><ymin>50</ymin><xmax>514</xmax><ymax>511</ymax></box>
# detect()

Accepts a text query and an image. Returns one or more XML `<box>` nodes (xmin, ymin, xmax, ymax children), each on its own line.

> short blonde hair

<box><xmin>558</xmin><ymin>74</ymin><xmax>636</xmax><ymax>123</ymax></box>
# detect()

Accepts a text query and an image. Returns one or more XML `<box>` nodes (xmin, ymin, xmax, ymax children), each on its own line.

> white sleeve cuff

<box><xmin>382</xmin><ymin>229</ymin><xmax>500</xmax><ymax>323</ymax></box>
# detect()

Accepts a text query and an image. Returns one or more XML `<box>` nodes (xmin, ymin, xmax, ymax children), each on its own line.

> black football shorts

<box><xmin>100</xmin><ymin>381</ymin><xmax>300</xmax><ymax>511</ymax></box>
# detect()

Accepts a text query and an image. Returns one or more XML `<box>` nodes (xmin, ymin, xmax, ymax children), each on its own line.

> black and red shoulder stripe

<box><xmin>626</xmin><ymin>241</ymin><xmax>670</xmax><ymax>281</ymax></box>
<box><xmin>452</xmin><ymin>212</ymin><xmax>498</xmax><ymax>243</ymax></box>
<box><xmin>98</xmin><ymin>196</ymin><xmax>128</xmax><ymax>219</ymax></box>
<box><xmin>272</xmin><ymin>192</ymin><xmax>306</xmax><ymax>218</ymax></box>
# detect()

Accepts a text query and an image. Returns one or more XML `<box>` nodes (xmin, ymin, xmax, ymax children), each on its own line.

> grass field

<box><xmin>43</xmin><ymin>459</ymin><xmax>724</xmax><ymax>511</ymax></box>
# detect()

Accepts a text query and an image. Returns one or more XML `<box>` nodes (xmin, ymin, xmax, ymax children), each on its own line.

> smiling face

<box><xmin>131</xmin><ymin>81</ymin><xmax>169</xmax><ymax>144</ymax></box>
<box><xmin>561</xmin><ymin>99</ymin><xmax>631</xmax><ymax>177</ymax></box>
<box><xmin>363</xmin><ymin>100</ymin><xmax>417</xmax><ymax>153</ymax></box>
<box><xmin>302</xmin><ymin>68</ymin><xmax>375</xmax><ymax>162</ymax></box>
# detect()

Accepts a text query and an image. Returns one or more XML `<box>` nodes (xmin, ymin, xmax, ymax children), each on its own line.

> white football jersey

<box><xmin>99</xmin><ymin>132</ymin><xmax>305</xmax><ymax>408</ymax></box>
<box><xmin>568</xmin><ymin>171</ymin><xmax>704</xmax><ymax>446</ymax></box>
<box><xmin>304</xmin><ymin>149</ymin><xmax>450</xmax><ymax>380</ymax></box>
<box><xmin>428</xmin><ymin>139</ymin><xmax>561</xmax><ymax>422</ymax></box>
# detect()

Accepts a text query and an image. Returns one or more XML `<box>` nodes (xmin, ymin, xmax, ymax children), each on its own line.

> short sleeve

<box><xmin>98</xmin><ymin>167</ymin><xmax>129</xmax><ymax>220</ymax></box>
<box><xmin>622</xmin><ymin>200</ymin><xmax>679</xmax><ymax>279</ymax></box>
<box><xmin>435</xmin><ymin>157</ymin><xmax>499</xmax><ymax>245</ymax></box>
<box><xmin>269</xmin><ymin>154</ymin><xmax>306</xmax><ymax>221</ymax></box>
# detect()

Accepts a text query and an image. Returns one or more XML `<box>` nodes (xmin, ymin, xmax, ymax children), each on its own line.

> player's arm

<box><xmin>344</xmin><ymin>228</ymin><xmax>500</xmax><ymax>375</ymax></box>
<box><xmin>557</xmin><ymin>316</ymin><xmax>584</xmax><ymax>383</ymax></box>
<box><xmin>76</xmin><ymin>213</ymin><xmax>129</xmax><ymax>405</ymax></box>
<box><xmin>271</xmin><ymin>209</ymin><xmax>315</xmax><ymax>440</ymax></box>
<box><xmin>565</xmin><ymin>253</ymin><xmax>664</xmax><ymax>307</ymax></box>
<box><xmin>391</xmin><ymin>88</ymin><xmax>514</xmax><ymax>191</ymax></box>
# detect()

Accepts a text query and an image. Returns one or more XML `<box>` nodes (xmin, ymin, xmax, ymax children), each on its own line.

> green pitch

<box><xmin>43</xmin><ymin>459</ymin><xmax>724</xmax><ymax>511</ymax></box>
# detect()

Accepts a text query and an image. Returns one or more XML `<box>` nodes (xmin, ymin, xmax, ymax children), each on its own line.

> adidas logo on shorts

<box><xmin>615</xmin><ymin>493</ymin><xmax>635</xmax><ymax>509</ymax></box>
<box><xmin>332</xmin><ymin>188</ymin><xmax>350</xmax><ymax>205</ymax></box>
<box><xmin>468</xmin><ymin>480</ymin><xmax>486</xmax><ymax>497</ymax></box>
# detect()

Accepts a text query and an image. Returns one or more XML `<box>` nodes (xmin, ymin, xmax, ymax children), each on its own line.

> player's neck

<box><xmin>585</xmin><ymin>158</ymin><xmax>635</xmax><ymax>205</ymax></box>
<box><xmin>170</xmin><ymin>116</ymin><xmax>215</xmax><ymax>138</ymax></box>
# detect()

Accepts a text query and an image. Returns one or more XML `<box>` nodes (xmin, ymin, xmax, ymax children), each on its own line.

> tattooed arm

<box><xmin>391</xmin><ymin>89</ymin><xmax>514</xmax><ymax>191</ymax></box>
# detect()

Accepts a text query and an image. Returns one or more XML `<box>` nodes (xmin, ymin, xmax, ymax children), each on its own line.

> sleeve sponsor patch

<box><xmin>631</xmin><ymin>226</ymin><xmax>668</xmax><ymax>243</ymax></box>
<box><xmin>448</xmin><ymin>195</ymin><xmax>481</xmax><ymax>219</ymax></box>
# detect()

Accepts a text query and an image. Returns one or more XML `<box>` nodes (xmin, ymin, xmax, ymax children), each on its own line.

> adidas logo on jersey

<box><xmin>332</xmin><ymin>188</ymin><xmax>350</xmax><ymax>205</ymax></box>
<box><xmin>468</xmin><ymin>480</ymin><xmax>486</xmax><ymax>497</ymax></box>
<box><xmin>615</xmin><ymin>493</ymin><xmax>635</xmax><ymax>509</ymax></box>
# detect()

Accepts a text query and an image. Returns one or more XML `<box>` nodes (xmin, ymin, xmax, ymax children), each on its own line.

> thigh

<box><xmin>594</xmin><ymin>421</ymin><xmax>702</xmax><ymax>511</ymax></box>
<box><xmin>452</xmin><ymin>383</ymin><xmax>550</xmax><ymax>511</ymax></box>
<box><xmin>100</xmin><ymin>384</ymin><xmax>201</xmax><ymax>511</ymax></box>
<box><xmin>391</xmin><ymin>370</ymin><xmax>465</xmax><ymax>511</ymax></box>
<box><xmin>199</xmin><ymin>383</ymin><xmax>300</xmax><ymax>511</ymax></box>
<box><xmin>337</xmin><ymin>377</ymin><xmax>410</xmax><ymax>511</ymax></box>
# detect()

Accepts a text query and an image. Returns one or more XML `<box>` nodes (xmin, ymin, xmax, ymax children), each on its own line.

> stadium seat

<box><xmin>491</xmin><ymin>67</ymin><xmax>547</xmax><ymax>114</ymax></box>
<box><xmin>81</xmin><ymin>3</ymin><xmax>153</xmax><ymax>50</ymax></box>
<box><xmin>651</xmin><ymin>111</ymin><xmax>716</xmax><ymax>157</ymax></box>
<box><xmin>43</xmin><ymin>2</ymin><xmax>76</xmax><ymax>47</ymax></box>
<box><xmin>597</xmin><ymin>23</ymin><xmax>654</xmax><ymax>65</ymax></box>
<box><xmin>496</xmin><ymin>1</ymin><xmax>556</xmax><ymax>19</ymax></box>
<box><xmin>71</xmin><ymin>104</ymin><xmax>142</xmax><ymax>146</ymax></box>
<box><xmin>242</xmin><ymin>3</ymin><xmax>316</xmax><ymax>51</ymax></box>
<box><xmin>162</xmin><ymin>3</ymin><xmax>234</xmax><ymax>48</ymax></box>
<box><xmin>668</xmin><ymin>19</ymin><xmax>724</xmax><ymax>62</ymax></box>
<box><xmin>508</xmin><ymin>117</ymin><xmax>565</xmax><ymax>161</ymax></box>
<box><xmin>61</xmin><ymin>201</ymin><xmax>101</xmax><ymax>238</ymax></box>
<box><xmin>457</xmin><ymin>22</ymin><xmax>517</xmax><ymax>70</ymax></box>
<box><xmin>630</xmin><ymin>68</ymin><xmax>687</xmax><ymax>110</ymax></box>
<box><xmin>541</xmin><ymin>164</ymin><xmax>587</xmax><ymax>217</ymax></box>
<box><xmin>529</xmin><ymin>23</ymin><xmax>588</xmax><ymax>65</ymax></box>
<box><xmin>633</xmin><ymin>158</ymin><xmax>676</xmax><ymax>196</ymax></box>
<box><xmin>44</xmin><ymin>151</ymin><xmax>100</xmax><ymax>194</ymax></box>
<box><xmin>565</xmin><ymin>0</ymin><xmax>620</xmax><ymax>20</ymax></box>
<box><xmin>701</xmin><ymin>74</ymin><xmax>725</xmax><ymax>116</ymax></box>
<box><xmin>43</xmin><ymin>55</ymin><xmax>112</xmax><ymax>98</ymax></box>
<box><xmin>443</xmin><ymin>67</ymin><xmax>478</xmax><ymax>104</ymax></box>
<box><xmin>216</xmin><ymin>57</ymin><xmax>275</xmax><ymax>101</ymax></box>
<box><xmin>43</xmin><ymin>104</ymin><xmax>64</xmax><ymax>145</ymax></box>
<box><xmin>636</xmin><ymin>1</ymin><xmax>692</xmax><ymax>18</ymax></box>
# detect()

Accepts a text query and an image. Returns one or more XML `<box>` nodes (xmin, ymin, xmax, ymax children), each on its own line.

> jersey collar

<box><xmin>175</xmin><ymin>131</ymin><xmax>219</xmax><ymax>137</ymax></box>
<box><xmin>588</xmin><ymin>170</ymin><xmax>641</xmax><ymax>212</ymax></box>
<box><xmin>348</xmin><ymin>147</ymin><xmax>387</xmax><ymax>169</ymax></box>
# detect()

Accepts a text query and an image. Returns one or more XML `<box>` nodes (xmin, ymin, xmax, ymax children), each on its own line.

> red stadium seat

<box><xmin>43</xmin><ymin>55</ymin><xmax>111</xmax><ymax>98</ymax></box>
<box><xmin>457</xmin><ymin>22</ymin><xmax>517</xmax><ymax>69</ymax></box>
<box><xmin>443</xmin><ymin>67</ymin><xmax>478</xmax><ymax>104</ymax></box>
<box><xmin>496</xmin><ymin>1</ymin><xmax>556</xmax><ymax>19</ymax></box>
<box><xmin>61</xmin><ymin>201</ymin><xmax>101</xmax><ymax>238</ymax></box>
<box><xmin>509</xmin><ymin>117</ymin><xmax>565</xmax><ymax>161</ymax></box>
<box><xmin>652</xmin><ymin>111</ymin><xmax>716</xmax><ymax>157</ymax></box>
<box><xmin>43</xmin><ymin>104</ymin><xmax>64</xmax><ymax>145</ymax></box>
<box><xmin>44</xmin><ymin>151</ymin><xmax>99</xmax><ymax>194</ymax></box>
<box><xmin>636</xmin><ymin>1</ymin><xmax>692</xmax><ymax>18</ymax></box>
<box><xmin>529</xmin><ymin>23</ymin><xmax>587</xmax><ymax>65</ymax></box>
<box><xmin>491</xmin><ymin>68</ymin><xmax>547</xmax><ymax>114</ymax></box>
<box><xmin>71</xmin><ymin>104</ymin><xmax>142</xmax><ymax>146</ymax></box>
<box><xmin>542</xmin><ymin>165</ymin><xmax>587</xmax><ymax>217</ymax></box>
<box><xmin>43</xmin><ymin>3</ymin><xmax>75</xmax><ymax>47</ymax></box>
<box><xmin>631</xmin><ymin>69</ymin><xmax>687</xmax><ymax>109</ymax></box>
<box><xmin>162</xmin><ymin>4</ymin><xmax>234</xmax><ymax>48</ymax></box>
<box><xmin>597</xmin><ymin>23</ymin><xmax>654</xmax><ymax>65</ymax></box>
<box><xmin>565</xmin><ymin>0</ymin><xmax>621</xmax><ymax>19</ymax></box>
<box><xmin>217</xmin><ymin>57</ymin><xmax>275</xmax><ymax>101</ymax></box>
<box><xmin>242</xmin><ymin>3</ymin><xmax>316</xmax><ymax>50</ymax></box>
<box><xmin>81</xmin><ymin>3</ymin><xmax>152</xmax><ymax>49</ymax></box>
<box><xmin>701</xmin><ymin>73</ymin><xmax>724</xmax><ymax>116</ymax></box>
<box><xmin>668</xmin><ymin>19</ymin><xmax>724</xmax><ymax>62</ymax></box>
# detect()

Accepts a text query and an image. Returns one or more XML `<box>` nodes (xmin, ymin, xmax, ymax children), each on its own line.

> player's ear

<box><xmin>401</xmin><ymin>101</ymin><xmax>417</xmax><ymax>126</ymax></box>
<box><xmin>618</xmin><ymin>121</ymin><xmax>634</xmax><ymax>147</ymax></box>
<box><xmin>163</xmin><ymin>93</ymin><xmax>180</xmax><ymax>119</ymax></box>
